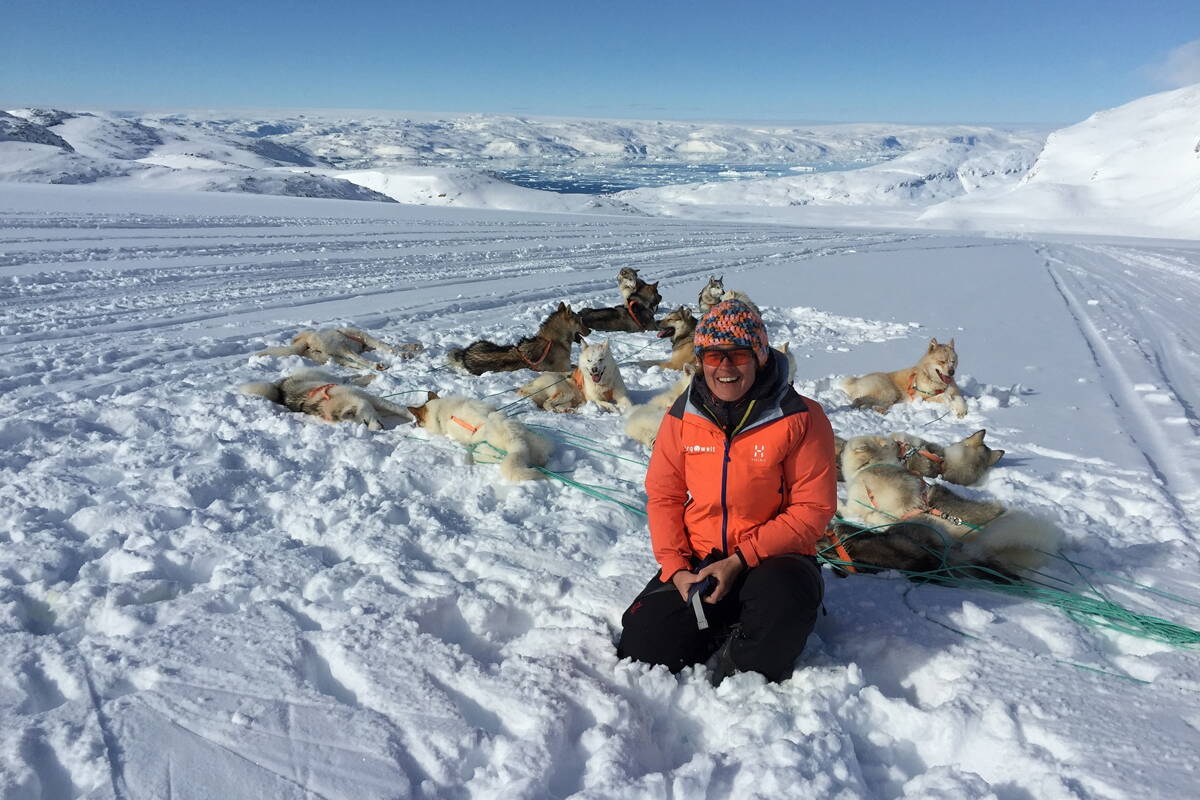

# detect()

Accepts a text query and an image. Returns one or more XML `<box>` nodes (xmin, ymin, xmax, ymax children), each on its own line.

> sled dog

<box><xmin>697</xmin><ymin>276</ymin><xmax>725</xmax><ymax>314</ymax></box>
<box><xmin>653</xmin><ymin>306</ymin><xmax>697</xmax><ymax>370</ymax></box>
<box><xmin>841</xmin><ymin>338</ymin><xmax>968</xmax><ymax>417</ymax></box>
<box><xmin>623</xmin><ymin>365</ymin><xmax>696</xmax><ymax>447</ymax></box>
<box><xmin>255</xmin><ymin>328</ymin><xmax>423</xmax><ymax>371</ymax></box>
<box><xmin>834</xmin><ymin>429</ymin><xmax>1002</xmax><ymax>485</ymax></box>
<box><xmin>240</xmin><ymin>368</ymin><xmax>413</xmax><ymax>430</ymax></box>
<box><xmin>820</xmin><ymin>520</ymin><xmax>1020</xmax><ymax>583</ymax></box>
<box><xmin>447</xmin><ymin>302</ymin><xmax>589</xmax><ymax>375</ymax></box>
<box><xmin>518</xmin><ymin>341</ymin><xmax>632</xmax><ymax>413</ymax></box>
<box><xmin>720</xmin><ymin>289</ymin><xmax>761</xmax><ymax>316</ymax></box>
<box><xmin>617</xmin><ymin>267</ymin><xmax>640</xmax><ymax>301</ymax></box>
<box><xmin>406</xmin><ymin>392</ymin><xmax>553</xmax><ymax>482</ymax></box>
<box><xmin>839</xmin><ymin>435</ymin><xmax>1059</xmax><ymax>571</ymax></box>
<box><xmin>579</xmin><ymin>280</ymin><xmax>661</xmax><ymax>332</ymax></box>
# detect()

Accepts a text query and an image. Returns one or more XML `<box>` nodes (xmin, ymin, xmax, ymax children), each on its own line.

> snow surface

<box><xmin>2</xmin><ymin>184</ymin><xmax>1199</xmax><ymax>799</ymax></box>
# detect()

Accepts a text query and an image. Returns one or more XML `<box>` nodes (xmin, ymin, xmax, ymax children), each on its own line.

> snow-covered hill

<box><xmin>920</xmin><ymin>83</ymin><xmax>1200</xmax><ymax>238</ymax></box>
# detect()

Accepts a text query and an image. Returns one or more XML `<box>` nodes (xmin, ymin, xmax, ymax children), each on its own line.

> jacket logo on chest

<box><xmin>751</xmin><ymin>444</ymin><xmax>767</xmax><ymax>464</ymax></box>
<box><xmin>684</xmin><ymin>444</ymin><xmax>717</xmax><ymax>455</ymax></box>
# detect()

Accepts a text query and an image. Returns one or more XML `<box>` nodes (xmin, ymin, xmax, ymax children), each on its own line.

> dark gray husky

<box><xmin>579</xmin><ymin>280</ymin><xmax>662</xmax><ymax>333</ymax></box>
<box><xmin>447</xmin><ymin>302</ymin><xmax>590</xmax><ymax>375</ymax></box>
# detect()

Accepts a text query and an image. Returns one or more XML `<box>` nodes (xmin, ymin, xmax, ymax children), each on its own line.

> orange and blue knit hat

<box><xmin>694</xmin><ymin>299</ymin><xmax>769</xmax><ymax>366</ymax></box>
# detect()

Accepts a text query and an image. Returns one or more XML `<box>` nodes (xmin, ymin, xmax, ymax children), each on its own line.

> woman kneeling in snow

<box><xmin>617</xmin><ymin>300</ymin><xmax>837</xmax><ymax>684</ymax></box>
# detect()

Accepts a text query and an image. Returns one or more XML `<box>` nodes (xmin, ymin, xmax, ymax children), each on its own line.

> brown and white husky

<box><xmin>842</xmin><ymin>338</ymin><xmax>968</xmax><ymax>417</ymax></box>
<box><xmin>240</xmin><ymin>368</ymin><xmax>413</xmax><ymax>430</ymax></box>
<box><xmin>839</xmin><ymin>435</ymin><xmax>1060</xmax><ymax>572</ymax></box>
<box><xmin>447</xmin><ymin>302</ymin><xmax>589</xmax><ymax>375</ymax></box>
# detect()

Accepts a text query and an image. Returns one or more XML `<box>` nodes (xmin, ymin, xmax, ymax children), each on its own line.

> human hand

<box><xmin>671</xmin><ymin>570</ymin><xmax>704</xmax><ymax>603</ymax></box>
<box><xmin>697</xmin><ymin>555</ymin><xmax>745</xmax><ymax>604</ymax></box>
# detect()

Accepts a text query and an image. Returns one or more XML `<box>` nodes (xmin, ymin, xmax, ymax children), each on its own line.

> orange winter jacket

<box><xmin>645</xmin><ymin>354</ymin><xmax>837</xmax><ymax>581</ymax></box>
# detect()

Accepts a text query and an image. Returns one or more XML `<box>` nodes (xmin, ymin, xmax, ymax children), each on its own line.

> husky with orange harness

<box><xmin>405</xmin><ymin>392</ymin><xmax>553</xmax><ymax>482</ymax></box>
<box><xmin>518</xmin><ymin>340</ymin><xmax>632</xmax><ymax>414</ymax></box>
<box><xmin>833</xmin><ymin>429</ymin><xmax>1003</xmax><ymax>485</ymax></box>
<box><xmin>447</xmin><ymin>302</ymin><xmax>589</xmax><ymax>375</ymax></box>
<box><xmin>841</xmin><ymin>338</ymin><xmax>968</xmax><ymax>418</ymax></box>
<box><xmin>239</xmin><ymin>368</ymin><xmax>414</xmax><ymax>430</ymax></box>
<box><xmin>838</xmin><ymin>435</ymin><xmax>1060</xmax><ymax>572</ymax></box>
<box><xmin>254</xmin><ymin>328</ymin><xmax>422</xmax><ymax>371</ymax></box>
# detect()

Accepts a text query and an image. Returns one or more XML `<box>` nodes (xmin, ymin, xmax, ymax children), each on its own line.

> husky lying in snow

<box><xmin>240</xmin><ymin>368</ymin><xmax>414</xmax><ymax>430</ymax></box>
<box><xmin>255</xmin><ymin>328</ymin><xmax>423</xmax><ymax>371</ymax></box>
<box><xmin>833</xmin><ymin>429</ymin><xmax>1003</xmax><ymax>485</ymax></box>
<box><xmin>820</xmin><ymin>519</ymin><xmax>1021</xmax><ymax>582</ymax></box>
<box><xmin>842</xmin><ymin>338</ymin><xmax>968</xmax><ymax>417</ymax></box>
<box><xmin>697</xmin><ymin>276</ymin><xmax>724</xmax><ymax>314</ymax></box>
<box><xmin>406</xmin><ymin>392</ymin><xmax>553</xmax><ymax>482</ymax></box>
<box><xmin>447</xmin><ymin>302</ymin><xmax>589</xmax><ymax>375</ymax></box>
<box><xmin>579</xmin><ymin>280</ymin><xmax>662</xmax><ymax>333</ymax></box>
<box><xmin>623</xmin><ymin>365</ymin><xmax>695</xmax><ymax>447</ymax></box>
<box><xmin>720</xmin><ymin>289</ymin><xmax>761</xmax><ymax>316</ymax></box>
<box><xmin>839</xmin><ymin>435</ymin><xmax>1060</xmax><ymax>572</ymax></box>
<box><xmin>653</xmin><ymin>306</ymin><xmax>697</xmax><ymax>370</ymax></box>
<box><xmin>518</xmin><ymin>341</ymin><xmax>632</xmax><ymax>413</ymax></box>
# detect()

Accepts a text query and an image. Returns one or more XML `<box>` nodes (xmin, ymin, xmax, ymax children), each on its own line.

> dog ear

<box><xmin>928</xmin><ymin>337</ymin><xmax>939</xmax><ymax>350</ymax></box>
<box><xmin>989</xmin><ymin>449</ymin><xmax>1005</xmax><ymax>466</ymax></box>
<box><xmin>948</xmin><ymin>338</ymin><xmax>955</xmax><ymax>349</ymax></box>
<box><xmin>964</xmin><ymin>429</ymin><xmax>986</xmax><ymax>446</ymax></box>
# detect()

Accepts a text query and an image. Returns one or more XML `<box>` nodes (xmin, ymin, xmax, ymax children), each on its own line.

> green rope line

<box><xmin>919</xmin><ymin>411</ymin><xmax>952</xmax><ymax>428</ymax></box>
<box><xmin>616</xmin><ymin>338</ymin><xmax>660</xmax><ymax>365</ymax></box>
<box><xmin>525</xmin><ymin>423</ymin><xmax>650</xmax><ymax>467</ymax></box>
<box><xmin>465</xmin><ymin>440</ymin><xmax>647</xmax><ymax>517</ymax></box>
<box><xmin>824</xmin><ymin>516</ymin><xmax>1200</xmax><ymax>651</ymax></box>
<box><xmin>1037</xmin><ymin>550</ymin><xmax>1200</xmax><ymax>610</ymax></box>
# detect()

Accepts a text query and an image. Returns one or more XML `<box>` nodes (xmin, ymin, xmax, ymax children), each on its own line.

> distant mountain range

<box><xmin>2</xmin><ymin>88</ymin><xmax>1196</xmax><ymax>238</ymax></box>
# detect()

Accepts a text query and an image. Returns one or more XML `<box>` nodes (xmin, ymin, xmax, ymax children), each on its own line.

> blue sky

<box><xmin>3</xmin><ymin>0</ymin><xmax>1198</xmax><ymax>124</ymax></box>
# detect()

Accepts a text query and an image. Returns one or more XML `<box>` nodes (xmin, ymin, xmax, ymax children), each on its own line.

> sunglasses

<box><xmin>699</xmin><ymin>348</ymin><xmax>756</xmax><ymax>368</ymax></box>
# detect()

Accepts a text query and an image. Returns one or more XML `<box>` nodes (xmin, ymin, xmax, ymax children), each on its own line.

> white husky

<box><xmin>840</xmin><ymin>435</ymin><xmax>1061</xmax><ymax>572</ymax></box>
<box><xmin>518</xmin><ymin>341</ymin><xmax>631</xmax><ymax>413</ymax></box>
<box><xmin>406</xmin><ymin>393</ymin><xmax>553</xmax><ymax>482</ymax></box>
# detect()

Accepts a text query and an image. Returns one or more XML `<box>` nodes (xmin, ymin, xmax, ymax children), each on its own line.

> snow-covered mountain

<box><xmin>0</xmin><ymin>106</ymin><xmax>1038</xmax><ymax>212</ymax></box>
<box><xmin>617</xmin><ymin>134</ymin><xmax>1042</xmax><ymax>215</ymax></box>
<box><xmin>920</xmin><ymin>83</ymin><xmax>1200</xmax><ymax>238</ymax></box>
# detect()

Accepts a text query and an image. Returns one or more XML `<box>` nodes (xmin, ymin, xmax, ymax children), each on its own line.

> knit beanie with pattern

<box><xmin>693</xmin><ymin>299</ymin><xmax>769</xmax><ymax>366</ymax></box>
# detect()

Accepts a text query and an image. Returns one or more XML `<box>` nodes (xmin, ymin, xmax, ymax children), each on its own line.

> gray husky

<box><xmin>697</xmin><ymin>276</ymin><xmax>724</xmax><ymax>314</ymax></box>
<box><xmin>240</xmin><ymin>368</ymin><xmax>414</xmax><ymax>430</ymax></box>
<box><xmin>447</xmin><ymin>302</ymin><xmax>590</xmax><ymax>375</ymax></box>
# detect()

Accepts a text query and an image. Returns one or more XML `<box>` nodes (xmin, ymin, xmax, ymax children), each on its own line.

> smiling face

<box><xmin>700</xmin><ymin>346</ymin><xmax>757</xmax><ymax>402</ymax></box>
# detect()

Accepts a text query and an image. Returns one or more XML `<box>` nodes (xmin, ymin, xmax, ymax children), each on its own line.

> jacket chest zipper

<box><xmin>720</xmin><ymin>435</ymin><xmax>732</xmax><ymax>555</ymax></box>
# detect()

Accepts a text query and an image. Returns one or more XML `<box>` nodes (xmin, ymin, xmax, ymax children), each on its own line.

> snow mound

<box><xmin>922</xmin><ymin>83</ymin><xmax>1200</xmax><ymax>239</ymax></box>
<box><xmin>0</xmin><ymin>112</ymin><xmax>73</xmax><ymax>151</ymax></box>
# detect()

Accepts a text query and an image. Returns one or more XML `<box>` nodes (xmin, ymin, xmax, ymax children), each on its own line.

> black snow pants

<box><xmin>616</xmin><ymin>554</ymin><xmax>823</xmax><ymax>682</ymax></box>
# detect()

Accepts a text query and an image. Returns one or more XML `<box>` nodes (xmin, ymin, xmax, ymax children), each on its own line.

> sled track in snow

<box><xmin>1041</xmin><ymin>243</ymin><xmax>1200</xmax><ymax>520</ymax></box>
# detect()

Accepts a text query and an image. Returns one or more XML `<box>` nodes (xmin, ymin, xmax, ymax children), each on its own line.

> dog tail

<box><xmin>239</xmin><ymin>381</ymin><xmax>282</xmax><ymax>404</ymax></box>
<box><xmin>483</xmin><ymin>415</ymin><xmax>549</xmax><ymax>482</ymax></box>
<box><xmin>958</xmin><ymin>510</ymin><xmax>1063</xmax><ymax>573</ymax></box>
